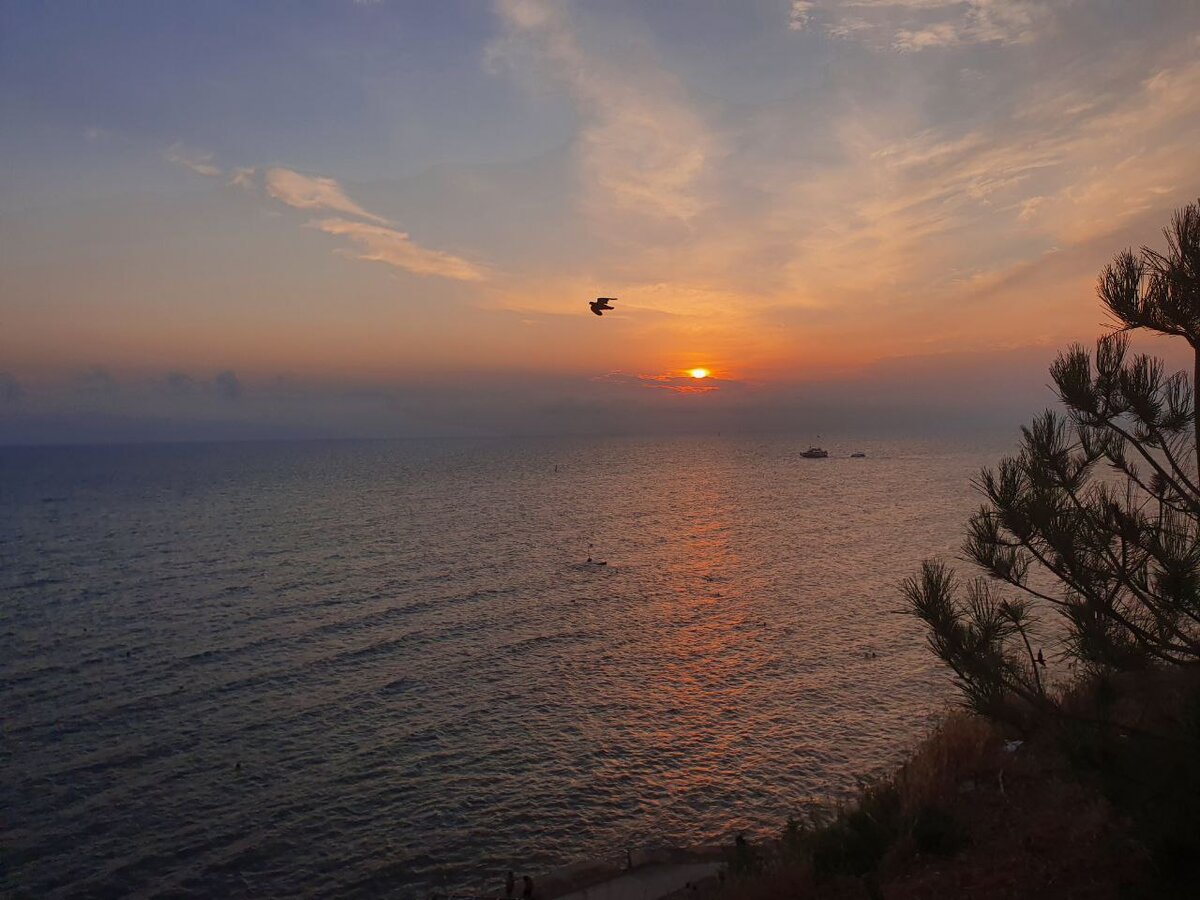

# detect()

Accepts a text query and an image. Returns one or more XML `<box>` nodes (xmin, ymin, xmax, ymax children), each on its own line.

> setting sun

<box><xmin>688</xmin><ymin>368</ymin><xmax>710</xmax><ymax>379</ymax></box>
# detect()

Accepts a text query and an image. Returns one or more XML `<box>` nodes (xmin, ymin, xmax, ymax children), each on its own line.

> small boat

<box><xmin>850</xmin><ymin>452</ymin><xmax>866</xmax><ymax>458</ymax></box>
<box><xmin>800</xmin><ymin>447</ymin><xmax>829</xmax><ymax>458</ymax></box>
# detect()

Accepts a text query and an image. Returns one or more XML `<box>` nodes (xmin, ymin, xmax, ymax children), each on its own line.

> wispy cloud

<box><xmin>312</xmin><ymin>217</ymin><xmax>487</xmax><ymax>281</ymax></box>
<box><xmin>165</xmin><ymin>157</ymin><xmax>486</xmax><ymax>282</ymax></box>
<box><xmin>998</xmin><ymin>56</ymin><xmax>1200</xmax><ymax>244</ymax></box>
<box><xmin>789</xmin><ymin>2</ymin><xmax>815</xmax><ymax>32</ymax></box>
<box><xmin>228</xmin><ymin>166</ymin><xmax>257</xmax><ymax>190</ymax></box>
<box><xmin>596</xmin><ymin>371</ymin><xmax>723</xmax><ymax>394</ymax></box>
<box><xmin>796</xmin><ymin>0</ymin><xmax>1054</xmax><ymax>50</ymax></box>
<box><xmin>663</xmin><ymin>13</ymin><xmax>1200</xmax><ymax>370</ymax></box>
<box><xmin>264</xmin><ymin>167</ymin><xmax>387</xmax><ymax>223</ymax></box>
<box><xmin>491</xmin><ymin>0</ymin><xmax>713</xmax><ymax>223</ymax></box>
<box><xmin>166</xmin><ymin>143</ymin><xmax>222</xmax><ymax>177</ymax></box>
<box><xmin>263</xmin><ymin>167</ymin><xmax>487</xmax><ymax>280</ymax></box>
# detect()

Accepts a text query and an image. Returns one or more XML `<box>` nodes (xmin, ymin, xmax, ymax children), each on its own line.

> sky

<box><xmin>2</xmin><ymin>0</ymin><xmax>1200</xmax><ymax>443</ymax></box>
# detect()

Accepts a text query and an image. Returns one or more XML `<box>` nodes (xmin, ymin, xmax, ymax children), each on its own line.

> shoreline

<box><xmin>458</xmin><ymin>665</ymin><xmax>1200</xmax><ymax>900</ymax></box>
<box><xmin>436</xmin><ymin>844</ymin><xmax>729</xmax><ymax>900</ymax></box>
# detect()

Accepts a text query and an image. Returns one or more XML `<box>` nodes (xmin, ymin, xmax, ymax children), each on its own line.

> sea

<box><xmin>1</xmin><ymin>433</ymin><xmax>1015</xmax><ymax>898</ymax></box>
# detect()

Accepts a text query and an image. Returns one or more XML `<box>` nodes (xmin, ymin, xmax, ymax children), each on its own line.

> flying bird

<box><xmin>589</xmin><ymin>297</ymin><xmax>616</xmax><ymax>316</ymax></box>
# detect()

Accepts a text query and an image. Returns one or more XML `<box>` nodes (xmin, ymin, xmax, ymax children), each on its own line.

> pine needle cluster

<box><xmin>905</xmin><ymin>199</ymin><xmax>1200</xmax><ymax>722</ymax></box>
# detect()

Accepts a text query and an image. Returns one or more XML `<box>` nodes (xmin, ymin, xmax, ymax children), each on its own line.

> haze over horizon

<box><xmin>4</xmin><ymin>0</ymin><xmax>1200</xmax><ymax>443</ymax></box>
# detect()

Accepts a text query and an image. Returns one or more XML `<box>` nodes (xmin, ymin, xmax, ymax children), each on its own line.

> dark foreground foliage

<box><xmin>711</xmin><ymin>667</ymin><xmax>1199</xmax><ymax>900</ymax></box>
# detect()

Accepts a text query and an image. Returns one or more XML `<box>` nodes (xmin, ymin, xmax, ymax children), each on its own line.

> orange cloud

<box><xmin>166</xmin><ymin>143</ymin><xmax>221</xmax><ymax>177</ymax></box>
<box><xmin>596</xmin><ymin>371</ymin><xmax>723</xmax><ymax>394</ymax></box>
<box><xmin>311</xmin><ymin>217</ymin><xmax>487</xmax><ymax>282</ymax></box>
<box><xmin>264</xmin><ymin>167</ymin><xmax>387</xmax><ymax>224</ymax></box>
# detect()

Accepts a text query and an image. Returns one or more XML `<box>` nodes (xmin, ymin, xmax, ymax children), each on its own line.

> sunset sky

<box><xmin>3</xmin><ymin>0</ymin><xmax>1200</xmax><ymax>441</ymax></box>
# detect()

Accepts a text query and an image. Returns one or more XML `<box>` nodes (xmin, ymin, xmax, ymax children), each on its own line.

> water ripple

<box><xmin>1</xmin><ymin>435</ymin><xmax>1005</xmax><ymax>898</ymax></box>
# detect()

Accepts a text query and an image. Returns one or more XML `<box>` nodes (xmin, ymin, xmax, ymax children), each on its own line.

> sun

<box><xmin>688</xmin><ymin>368</ymin><xmax>710</xmax><ymax>379</ymax></box>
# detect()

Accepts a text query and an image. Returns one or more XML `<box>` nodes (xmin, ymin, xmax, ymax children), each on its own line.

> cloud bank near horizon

<box><xmin>4</xmin><ymin>340</ymin><xmax>1173</xmax><ymax>445</ymax></box>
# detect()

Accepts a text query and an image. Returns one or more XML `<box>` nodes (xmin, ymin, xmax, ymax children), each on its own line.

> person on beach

<box><xmin>522</xmin><ymin>874</ymin><xmax>535</xmax><ymax>899</ymax></box>
<box><xmin>733</xmin><ymin>833</ymin><xmax>754</xmax><ymax>874</ymax></box>
<box><xmin>505</xmin><ymin>870</ymin><xmax>515</xmax><ymax>899</ymax></box>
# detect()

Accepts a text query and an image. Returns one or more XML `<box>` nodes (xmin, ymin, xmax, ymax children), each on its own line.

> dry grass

<box><xmin>891</xmin><ymin>712</ymin><xmax>996</xmax><ymax>818</ymax></box>
<box><xmin>881</xmin><ymin>723</ymin><xmax>1149</xmax><ymax>899</ymax></box>
<box><xmin>720</xmin><ymin>696</ymin><xmax>1174</xmax><ymax>900</ymax></box>
<box><xmin>710</xmin><ymin>666</ymin><xmax>1200</xmax><ymax>899</ymax></box>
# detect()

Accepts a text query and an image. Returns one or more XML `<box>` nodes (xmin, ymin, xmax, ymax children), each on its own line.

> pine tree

<box><xmin>904</xmin><ymin>199</ymin><xmax>1200</xmax><ymax>722</ymax></box>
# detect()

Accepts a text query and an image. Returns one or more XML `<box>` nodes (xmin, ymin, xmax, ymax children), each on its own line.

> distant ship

<box><xmin>800</xmin><ymin>446</ymin><xmax>829</xmax><ymax>458</ymax></box>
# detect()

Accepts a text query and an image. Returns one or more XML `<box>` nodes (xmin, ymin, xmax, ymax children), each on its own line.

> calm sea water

<box><xmin>2</xmin><ymin>434</ymin><xmax>1011</xmax><ymax>898</ymax></box>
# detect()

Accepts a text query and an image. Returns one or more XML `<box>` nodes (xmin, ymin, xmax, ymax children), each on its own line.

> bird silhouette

<box><xmin>589</xmin><ymin>297</ymin><xmax>616</xmax><ymax>316</ymax></box>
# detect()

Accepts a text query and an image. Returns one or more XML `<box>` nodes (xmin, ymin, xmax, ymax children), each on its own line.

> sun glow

<box><xmin>688</xmin><ymin>368</ymin><xmax>710</xmax><ymax>379</ymax></box>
